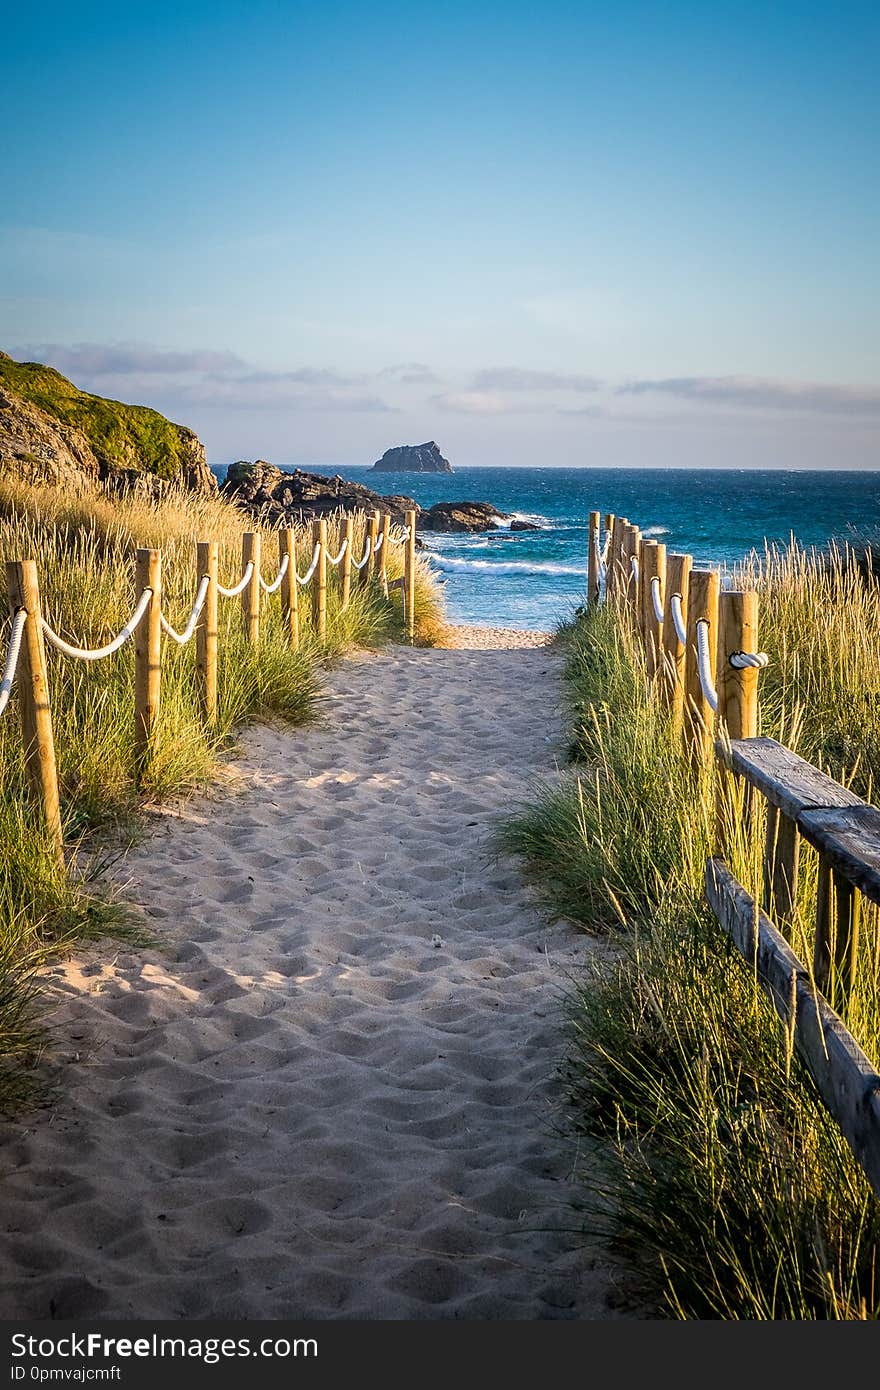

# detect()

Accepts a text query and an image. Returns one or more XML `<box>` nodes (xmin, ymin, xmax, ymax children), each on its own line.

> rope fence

<box><xmin>584</xmin><ymin>507</ymin><xmax>880</xmax><ymax>1199</ymax></box>
<box><xmin>1</xmin><ymin>506</ymin><xmax>418</xmax><ymax>866</ymax></box>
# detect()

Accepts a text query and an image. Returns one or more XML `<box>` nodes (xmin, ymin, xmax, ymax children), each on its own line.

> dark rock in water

<box><xmin>221</xmin><ymin>460</ymin><xmax>419</xmax><ymax>527</ymax></box>
<box><xmin>510</xmin><ymin>519</ymin><xmax>541</xmax><ymax>532</ymax></box>
<box><xmin>370</xmin><ymin>441</ymin><xmax>453</xmax><ymax>474</ymax></box>
<box><xmin>418</xmin><ymin>501</ymin><xmax>508</xmax><ymax>533</ymax></box>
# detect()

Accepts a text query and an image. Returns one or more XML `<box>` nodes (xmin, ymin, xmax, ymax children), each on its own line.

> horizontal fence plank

<box><xmin>798</xmin><ymin>804</ymin><xmax>880</xmax><ymax>909</ymax></box>
<box><xmin>719</xmin><ymin>736</ymin><xmax>862</xmax><ymax>819</ymax></box>
<box><xmin>705</xmin><ymin>857</ymin><xmax>880</xmax><ymax>1198</ymax></box>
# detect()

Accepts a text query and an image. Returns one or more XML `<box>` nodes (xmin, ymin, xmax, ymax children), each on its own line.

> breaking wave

<box><xmin>426</xmin><ymin>555</ymin><xmax>584</xmax><ymax>578</ymax></box>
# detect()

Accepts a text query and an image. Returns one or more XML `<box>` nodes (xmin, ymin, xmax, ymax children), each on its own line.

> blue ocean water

<box><xmin>212</xmin><ymin>466</ymin><xmax>880</xmax><ymax>630</ymax></box>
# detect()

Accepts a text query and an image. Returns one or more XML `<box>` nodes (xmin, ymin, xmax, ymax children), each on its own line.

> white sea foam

<box><xmin>427</xmin><ymin>555</ymin><xmax>584</xmax><ymax>578</ymax></box>
<box><xmin>642</xmin><ymin>525</ymin><xmax>670</xmax><ymax>538</ymax></box>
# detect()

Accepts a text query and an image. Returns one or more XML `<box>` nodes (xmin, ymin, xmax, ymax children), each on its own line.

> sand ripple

<box><xmin>0</xmin><ymin>629</ymin><xmax>614</xmax><ymax>1319</ymax></box>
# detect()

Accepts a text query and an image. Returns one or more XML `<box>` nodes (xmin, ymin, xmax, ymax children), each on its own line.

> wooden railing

<box><xmin>588</xmin><ymin>510</ymin><xmax>880</xmax><ymax>1198</ymax></box>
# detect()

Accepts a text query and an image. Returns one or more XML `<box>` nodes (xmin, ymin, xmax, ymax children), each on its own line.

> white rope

<box><xmin>650</xmin><ymin>576</ymin><xmax>665</xmax><ymax>624</ymax></box>
<box><xmin>730</xmin><ymin>649</ymin><xmax>770</xmax><ymax>669</ymax></box>
<box><xmin>387</xmin><ymin>526</ymin><xmax>411</xmax><ymax>548</ymax></box>
<box><xmin>41</xmin><ymin>587</ymin><xmax>153</xmax><ymax>662</ymax></box>
<box><xmin>0</xmin><ymin>608</ymin><xmax>27</xmax><ymax>718</ymax></box>
<box><xmin>670</xmin><ymin>594</ymin><xmax>687</xmax><ymax>646</ymax></box>
<box><xmin>295</xmin><ymin>543</ymin><xmax>321</xmax><ymax>586</ymax></box>
<box><xmin>695</xmin><ymin>619</ymin><xmax>719</xmax><ymax>713</ymax></box>
<box><xmin>600</xmin><ymin>534</ymin><xmax>611</xmax><ymax>566</ymax></box>
<box><xmin>216</xmin><ymin>562</ymin><xmax>254</xmax><ymax>598</ymax></box>
<box><xmin>160</xmin><ymin>575</ymin><xmax>211</xmax><ymax>645</ymax></box>
<box><xmin>351</xmin><ymin>535</ymin><xmax>373</xmax><ymax>572</ymax></box>
<box><xmin>630</xmin><ymin>555</ymin><xmax>639</xmax><ymax>586</ymax></box>
<box><xmin>257</xmin><ymin>552</ymin><xmax>290</xmax><ymax>594</ymax></box>
<box><xmin>373</xmin><ymin>531</ymin><xmax>384</xmax><ymax>554</ymax></box>
<box><xmin>593</xmin><ymin>533</ymin><xmax>606</xmax><ymax>581</ymax></box>
<box><xmin>325</xmin><ymin>538</ymin><xmax>349</xmax><ymax>567</ymax></box>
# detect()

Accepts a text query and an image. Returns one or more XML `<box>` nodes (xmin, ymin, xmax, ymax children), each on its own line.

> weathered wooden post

<box><xmin>639</xmin><ymin>539</ymin><xmax>666</xmax><ymax>677</ymax></box>
<box><xmin>607</xmin><ymin>516</ymin><xmax>627</xmax><ymax>604</ymax></box>
<box><xmin>405</xmin><ymin>508</ymin><xmax>417</xmax><ymax>642</ymax></box>
<box><xmin>279</xmin><ymin>528</ymin><xmax>299</xmax><ymax>649</ymax></box>
<box><xmin>312</xmin><ymin>518</ymin><xmax>327</xmax><ymax>642</ymax></box>
<box><xmin>341</xmin><ymin>516</ymin><xmax>354</xmax><ymax>609</ymax></box>
<box><xmin>661</xmin><ymin>552</ymin><xmax>692</xmax><ymax>723</ymax></box>
<box><xmin>623</xmin><ymin>525</ymin><xmax>641</xmax><ymax>626</ymax></box>
<box><xmin>5</xmin><ymin>560</ymin><xmax>63</xmax><ymax>861</ymax></box>
<box><xmin>134</xmin><ymin>547</ymin><xmax>162</xmax><ymax>776</ymax></box>
<box><xmin>587</xmin><ymin>511</ymin><xmax>601</xmax><ymax>606</ymax></box>
<box><xmin>366</xmin><ymin>510</ymin><xmax>380</xmax><ymax>581</ymax></box>
<box><xmin>814</xmin><ymin>864</ymin><xmax>861</xmax><ymax>1012</ymax></box>
<box><xmin>196</xmin><ymin>540</ymin><xmax>218</xmax><ymax>726</ymax></box>
<box><xmin>377</xmin><ymin>512</ymin><xmax>391</xmax><ymax>597</ymax></box>
<box><xmin>241</xmin><ymin>531</ymin><xmax>261</xmax><ymax>643</ymax></box>
<box><xmin>716</xmin><ymin>589</ymin><xmax>760</xmax><ymax>859</ymax></box>
<box><xmin>684</xmin><ymin>567</ymin><xmax>719</xmax><ymax>764</ymax></box>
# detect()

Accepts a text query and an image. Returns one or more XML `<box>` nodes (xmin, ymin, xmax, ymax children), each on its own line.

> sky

<box><xmin>2</xmin><ymin>0</ymin><xmax>879</xmax><ymax>468</ymax></box>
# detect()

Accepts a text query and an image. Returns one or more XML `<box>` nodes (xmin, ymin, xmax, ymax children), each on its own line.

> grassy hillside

<box><xmin>0</xmin><ymin>352</ymin><xmax>195</xmax><ymax>481</ymax></box>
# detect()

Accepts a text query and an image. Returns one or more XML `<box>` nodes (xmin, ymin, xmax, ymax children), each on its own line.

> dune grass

<box><xmin>0</xmin><ymin>476</ymin><xmax>444</xmax><ymax>1106</ymax></box>
<box><xmin>501</xmin><ymin>543</ymin><xmax>880</xmax><ymax>1319</ymax></box>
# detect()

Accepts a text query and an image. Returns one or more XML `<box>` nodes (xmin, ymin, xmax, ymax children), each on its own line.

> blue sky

<box><xmin>2</xmin><ymin>0</ymin><xmax>878</xmax><ymax>467</ymax></box>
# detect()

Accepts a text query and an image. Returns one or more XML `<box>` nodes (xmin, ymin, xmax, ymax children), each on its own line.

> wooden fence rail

<box><xmin>587</xmin><ymin>509</ymin><xmax>880</xmax><ymax>1198</ymax></box>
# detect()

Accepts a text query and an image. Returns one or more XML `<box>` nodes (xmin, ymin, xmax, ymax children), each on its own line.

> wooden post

<box><xmin>716</xmin><ymin>589</ymin><xmax>759</xmax><ymax>853</ymax></box>
<box><xmin>134</xmin><ymin>547</ymin><xmax>162</xmax><ymax>774</ymax></box>
<box><xmin>661</xmin><ymin>552</ymin><xmax>691</xmax><ymax>723</ymax></box>
<box><xmin>312</xmin><ymin>518</ymin><xmax>327</xmax><ymax>642</ymax></box>
<box><xmin>377</xmin><ymin>512</ymin><xmax>390</xmax><ymax>597</ymax></box>
<box><xmin>608</xmin><ymin>516</ymin><xmax>628</xmax><ymax>604</ymax></box>
<box><xmin>341</xmin><ymin>516</ymin><xmax>354</xmax><ymax>609</ymax></box>
<box><xmin>5</xmin><ymin>560</ymin><xmax>63</xmax><ymax>861</ymax></box>
<box><xmin>366</xmin><ymin>509</ymin><xmax>380</xmax><ymax>581</ymax></box>
<box><xmin>405</xmin><ymin>507</ymin><xmax>417</xmax><ymax>643</ymax></box>
<box><xmin>279</xmin><ymin>528</ymin><xmax>299</xmax><ymax>649</ymax></box>
<box><xmin>587</xmin><ymin>511</ymin><xmax>601</xmax><ymax>607</ymax></box>
<box><xmin>684</xmin><ymin>567</ymin><xmax>719</xmax><ymax>764</ymax></box>
<box><xmin>196</xmin><ymin>540</ymin><xmax>218</xmax><ymax>727</ymax></box>
<box><xmin>241</xmin><ymin>531</ymin><xmax>261</xmax><ymax>644</ymax></box>
<box><xmin>763</xmin><ymin>804</ymin><xmax>799</xmax><ymax>934</ymax></box>
<box><xmin>717</xmin><ymin>590</ymin><xmax>759</xmax><ymax>743</ymax></box>
<box><xmin>623</xmin><ymin>525</ymin><xmax>641</xmax><ymax>625</ymax></box>
<box><xmin>814</xmin><ymin>860</ymin><xmax>861</xmax><ymax>1012</ymax></box>
<box><xmin>639</xmin><ymin>539</ymin><xmax>665</xmax><ymax>676</ymax></box>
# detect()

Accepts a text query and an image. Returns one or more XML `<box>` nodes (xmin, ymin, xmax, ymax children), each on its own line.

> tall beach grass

<box><xmin>0</xmin><ymin>475</ymin><xmax>444</xmax><ymax>1105</ymax></box>
<box><xmin>502</xmin><ymin>541</ymin><xmax>880</xmax><ymax>1318</ymax></box>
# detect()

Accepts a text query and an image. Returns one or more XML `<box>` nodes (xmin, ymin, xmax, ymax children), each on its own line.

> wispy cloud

<box><xmin>619</xmin><ymin>375</ymin><xmax>880</xmax><ymax>416</ymax></box>
<box><xmin>380</xmin><ymin>362</ymin><xmax>441</xmax><ymax>385</ymax></box>
<box><xmin>430</xmin><ymin>391</ymin><xmax>512</xmax><ymax>415</ymax></box>
<box><xmin>19</xmin><ymin>342</ymin><xmax>247</xmax><ymax>376</ymax></box>
<box><xmin>11</xmin><ymin>342</ymin><xmax>392</xmax><ymax>413</ymax></box>
<box><xmin>470</xmin><ymin>367</ymin><xmax>600</xmax><ymax>393</ymax></box>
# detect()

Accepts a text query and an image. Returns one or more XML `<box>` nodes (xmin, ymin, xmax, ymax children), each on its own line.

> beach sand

<box><xmin>0</xmin><ymin>627</ymin><xmax>616</xmax><ymax>1319</ymax></box>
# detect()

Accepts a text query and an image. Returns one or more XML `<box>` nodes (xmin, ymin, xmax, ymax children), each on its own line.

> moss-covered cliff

<box><xmin>0</xmin><ymin>352</ymin><xmax>215</xmax><ymax>491</ymax></box>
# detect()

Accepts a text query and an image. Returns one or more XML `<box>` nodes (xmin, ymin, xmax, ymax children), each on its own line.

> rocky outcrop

<box><xmin>510</xmin><ymin>519</ymin><xmax>541</xmax><ymax>532</ymax></box>
<box><xmin>221</xmin><ymin>461</ymin><xmax>420</xmax><ymax>527</ymax></box>
<box><xmin>418</xmin><ymin>501</ymin><xmax>508</xmax><ymax>533</ymax></box>
<box><xmin>0</xmin><ymin>387</ymin><xmax>101</xmax><ymax>489</ymax></box>
<box><xmin>370</xmin><ymin>441</ymin><xmax>453</xmax><ymax>474</ymax></box>
<box><xmin>0</xmin><ymin>352</ymin><xmax>216</xmax><ymax>493</ymax></box>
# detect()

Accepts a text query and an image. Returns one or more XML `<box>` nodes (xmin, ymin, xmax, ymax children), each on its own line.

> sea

<box><xmin>211</xmin><ymin>466</ymin><xmax>880</xmax><ymax>631</ymax></box>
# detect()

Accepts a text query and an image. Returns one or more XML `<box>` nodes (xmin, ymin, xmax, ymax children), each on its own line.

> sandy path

<box><xmin>0</xmin><ymin>628</ymin><xmax>613</xmax><ymax>1320</ymax></box>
